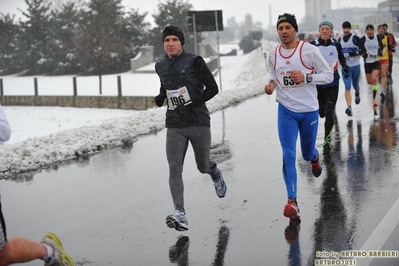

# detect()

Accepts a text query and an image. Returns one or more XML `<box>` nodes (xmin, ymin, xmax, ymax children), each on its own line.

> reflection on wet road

<box><xmin>169</xmin><ymin>236</ymin><xmax>189</xmax><ymax>266</ymax></box>
<box><xmin>285</xmin><ymin>219</ymin><xmax>302</xmax><ymax>265</ymax></box>
<box><xmin>169</xmin><ymin>225</ymin><xmax>230</xmax><ymax>266</ymax></box>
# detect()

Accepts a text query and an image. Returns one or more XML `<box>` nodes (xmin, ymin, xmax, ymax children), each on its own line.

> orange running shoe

<box><xmin>283</xmin><ymin>198</ymin><xmax>301</xmax><ymax>220</ymax></box>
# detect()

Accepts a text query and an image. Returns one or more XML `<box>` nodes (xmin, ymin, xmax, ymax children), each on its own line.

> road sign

<box><xmin>188</xmin><ymin>10</ymin><xmax>223</xmax><ymax>32</ymax></box>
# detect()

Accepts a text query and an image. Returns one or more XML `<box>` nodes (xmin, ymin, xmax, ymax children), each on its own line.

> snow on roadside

<box><xmin>0</xmin><ymin>45</ymin><xmax>270</xmax><ymax>179</ymax></box>
<box><xmin>4</xmin><ymin>107</ymin><xmax>139</xmax><ymax>144</ymax></box>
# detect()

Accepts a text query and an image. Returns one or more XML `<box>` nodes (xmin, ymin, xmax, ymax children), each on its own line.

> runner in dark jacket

<box><xmin>154</xmin><ymin>25</ymin><xmax>227</xmax><ymax>231</ymax></box>
<box><xmin>310</xmin><ymin>21</ymin><xmax>350</xmax><ymax>153</ymax></box>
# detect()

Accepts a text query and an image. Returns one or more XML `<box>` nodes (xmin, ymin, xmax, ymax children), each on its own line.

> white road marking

<box><xmin>360</xmin><ymin>197</ymin><xmax>399</xmax><ymax>265</ymax></box>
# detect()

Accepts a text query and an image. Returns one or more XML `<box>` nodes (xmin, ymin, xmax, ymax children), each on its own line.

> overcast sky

<box><xmin>1</xmin><ymin>0</ymin><xmax>384</xmax><ymax>26</ymax></box>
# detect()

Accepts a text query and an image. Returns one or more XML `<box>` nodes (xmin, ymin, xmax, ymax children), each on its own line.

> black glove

<box><xmin>154</xmin><ymin>94</ymin><xmax>166</xmax><ymax>107</ymax></box>
<box><xmin>363</xmin><ymin>53</ymin><xmax>368</xmax><ymax>59</ymax></box>
<box><xmin>378</xmin><ymin>50</ymin><xmax>383</xmax><ymax>57</ymax></box>
<box><xmin>343</xmin><ymin>66</ymin><xmax>350</xmax><ymax>78</ymax></box>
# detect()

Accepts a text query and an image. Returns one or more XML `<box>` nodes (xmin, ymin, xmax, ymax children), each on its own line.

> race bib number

<box><xmin>344</xmin><ymin>52</ymin><xmax>350</xmax><ymax>61</ymax></box>
<box><xmin>278</xmin><ymin>71</ymin><xmax>303</xmax><ymax>89</ymax></box>
<box><xmin>167</xmin><ymin>86</ymin><xmax>191</xmax><ymax>110</ymax></box>
<box><xmin>369</xmin><ymin>53</ymin><xmax>377</xmax><ymax>59</ymax></box>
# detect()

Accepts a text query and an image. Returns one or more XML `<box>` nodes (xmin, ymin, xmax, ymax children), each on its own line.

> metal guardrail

<box><xmin>0</xmin><ymin>76</ymin><xmax>123</xmax><ymax>97</ymax></box>
<box><xmin>0</xmin><ymin>75</ymin><xmax>158</xmax><ymax>110</ymax></box>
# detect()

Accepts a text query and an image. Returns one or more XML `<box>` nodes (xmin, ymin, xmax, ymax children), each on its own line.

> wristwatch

<box><xmin>306</xmin><ymin>74</ymin><xmax>313</xmax><ymax>83</ymax></box>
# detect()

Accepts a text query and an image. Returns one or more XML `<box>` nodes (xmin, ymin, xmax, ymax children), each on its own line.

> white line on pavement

<box><xmin>360</xmin><ymin>196</ymin><xmax>399</xmax><ymax>266</ymax></box>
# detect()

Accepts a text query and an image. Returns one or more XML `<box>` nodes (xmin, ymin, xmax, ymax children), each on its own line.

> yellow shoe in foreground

<box><xmin>41</xmin><ymin>232</ymin><xmax>74</xmax><ymax>266</ymax></box>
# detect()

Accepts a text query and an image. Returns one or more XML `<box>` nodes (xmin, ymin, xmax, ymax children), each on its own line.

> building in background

<box><xmin>268</xmin><ymin>0</ymin><xmax>397</xmax><ymax>41</ymax></box>
<box><xmin>378</xmin><ymin>0</ymin><xmax>399</xmax><ymax>33</ymax></box>
<box><xmin>317</xmin><ymin>0</ymin><xmax>398</xmax><ymax>35</ymax></box>
<box><xmin>322</xmin><ymin>8</ymin><xmax>377</xmax><ymax>36</ymax></box>
<box><xmin>299</xmin><ymin>0</ymin><xmax>332</xmax><ymax>34</ymax></box>
<box><xmin>305</xmin><ymin>0</ymin><xmax>332</xmax><ymax>25</ymax></box>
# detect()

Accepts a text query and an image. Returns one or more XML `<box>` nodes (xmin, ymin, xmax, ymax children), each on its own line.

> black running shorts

<box><xmin>364</xmin><ymin>61</ymin><xmax>380</xmax><ymax>74</ymax></box>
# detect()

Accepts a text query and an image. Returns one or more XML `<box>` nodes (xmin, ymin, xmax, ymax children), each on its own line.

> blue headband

<box><xmin>319</xmin><ymin>21</ymin><xmax>333</xmax><ymax>30</ymax></box>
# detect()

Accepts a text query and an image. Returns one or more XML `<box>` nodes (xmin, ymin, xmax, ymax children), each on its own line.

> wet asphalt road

<box><xmin>2</xmin><ymin>61</ymin><xmax>399</xmax><ymax>266</ymax></box>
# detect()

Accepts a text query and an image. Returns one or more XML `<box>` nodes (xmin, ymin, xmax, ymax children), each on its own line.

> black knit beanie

<box><xmin>342</xmin><ymin>21</ymin><xmax>351</xmax><ymax>29</ymax></box>
<box><xmin>276</xmin><ymin>13</ymin><xmax>298</xmax><ymax>32</ymax></box>
<box><xmin>365</xmin><ymin>24</ymin><xmax>374</xmax><ymax>31</ymax></box>
<box><xmin>162</xmin><ymin>25</ymin><xmax>185</xmax><ymax>46</ymax></box>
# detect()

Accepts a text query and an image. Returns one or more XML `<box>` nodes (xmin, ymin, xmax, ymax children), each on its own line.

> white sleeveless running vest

<box><xmin>364</xmin><ymin>34</ymin><xmax>379</xmax><ymax>64</ymax></box>
<box><xmin>339</xmin><ymin>35</ymin><xmax>360</xmax><ymax>67</ymax></box>
<box><xmin>274</xmin><ymin>41</ymin><xmax>317</xmax><ymax>112</ymax></box>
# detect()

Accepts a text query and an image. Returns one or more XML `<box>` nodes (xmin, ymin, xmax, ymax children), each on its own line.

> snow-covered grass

<box><xmin>1</xmin><ymin>71</ymin><xmax>161</xmax><ymax>96</ymax></box>
<box><xmin>0</xmin><ymin>42</ymin><xmax>274</xmax><ymax>178</ymax></box>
